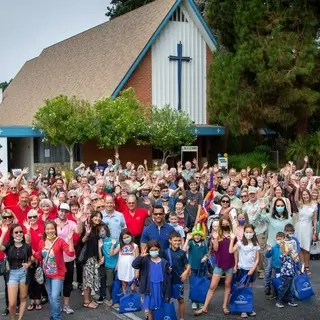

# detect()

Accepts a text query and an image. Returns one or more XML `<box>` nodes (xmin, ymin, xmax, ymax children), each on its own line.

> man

<box><xmin>127</xmin><ymin>170</ymin><xmax>141</xmax><ymax>191</ymax></box>
<box><xmin>5</xmin><ymin>190</ymin><xmax>31</xmax><ymax>225</ymax></box>
<box><xmin>181</xmin><ymin>161</ymin><xmax>198</xmax><ymax>182</ymax></box>
<box><xmin>96</xmin><ymin>181</ymin><xmax>109</xmax><ymax>200</ymax></box>
<box><xmin>122</xmin><ymin>195</ymin><xmax>148</xmax><ymax>245</ymax></box>
<box><xmin>226</xmin><ymin>186</ymin><xmax>242</xmax><ymax>210</ymax></box>
<box><xmin>103</xmin><ymin>153</ymin><xmax>120</xmax><ymax>175</ymax></box>
<box><xmin>25</xmin><ymin>177</ymin><xmax>38</xmax><ymax>196</ymax></box>
<box><xmin>0</xmin><ymin>180</ymin><xmax>20</xmax><ymax>207</ymax></box>
<box><xmin>240</xmin><ymin>190</ymin><xmax>249</xmax><ymax>204</ymax></box>
<box><xmin>242</xmin><ymin>186</ymin><xmax>267</xmax><ymax>279</ymax></box>
<box><xmin>140</xmin><ymin>205</ymin><xmax>175</xmax><ymax>251</ymax></box>
<box><xmin>101</xmin><ymin>195</ymin><xmax>126</xmax><ymax>240</ymax></box>
<box><xmin>185</xmin><ymin>179</ymin><xmax>202</xmax><ymax>227</ymax></box>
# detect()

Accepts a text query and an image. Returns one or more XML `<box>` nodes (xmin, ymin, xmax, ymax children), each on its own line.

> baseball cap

<box><xmin>59</xmin><ymin>203</ymin><xmax>70</xmax><ymax>211</ymax></box>
<box><xmin>248</xmin><ymin>186</ymin><xmax>257</xmax><ymax>194</ymax></box>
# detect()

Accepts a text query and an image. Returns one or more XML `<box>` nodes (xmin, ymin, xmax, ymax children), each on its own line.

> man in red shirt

<box><xmin>122</xmin><ymin>195</ymin><xmax>148</xmax><ymax>245</ymax></box>
<box><xmin>6</xmin><ymin>190</ymin><xmax>31</xmax><ymax>225</ymax></box>
<box><xmin>25</xmin><ymin>177</ymin><xmax>38</xmax><ymax>196</ymax></box>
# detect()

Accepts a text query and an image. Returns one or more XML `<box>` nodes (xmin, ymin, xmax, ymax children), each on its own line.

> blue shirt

<box><xmin>163</xmin><ymin>248</ymin><xmax>189</xmax><ymax>284</ymax></box>
<box><xmin>101</xmin><ymin>237</ymin><xmax>119</xmax><ymax>269</ymax></box>
<box><xmin>102</xmin><ymin>210</ymin><xmax>126</xmax><ymax>240</ymax></box>
<box><xmin>141</xmin><ymin>223</ymin><xmax>175</xmax><ymax>250</ymax></box>
<box><xmin>265</xmin><ymin>244</ymin><xmax>281</xmax><ymax>269</ymax></box>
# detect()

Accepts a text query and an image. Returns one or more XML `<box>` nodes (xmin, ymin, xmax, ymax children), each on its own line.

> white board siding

<box><xmin>152</xmin><ymin>4</ymin><xmax>207</xmax><ymax>125</ymax></box>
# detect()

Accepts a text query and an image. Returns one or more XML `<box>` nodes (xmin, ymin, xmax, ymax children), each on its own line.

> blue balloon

<box><xmin>217</xmin><ymin>153</ymin><xmax>222</xmax><ymax>157</ymax></box>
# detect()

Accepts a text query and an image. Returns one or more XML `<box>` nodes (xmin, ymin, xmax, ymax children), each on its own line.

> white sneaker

<box><xmin>288</xmin><ymin>302</ymin><xmax>298</xmax><ymax>307</ymax></box>
<box><xmin>63</xmin><ymin>305</ymin><xmax>75</xmax><ymax>314</ymax></box>
<box><xmin>191</xmin><ymin>302</ymin><xmax>197</xmax><ymax>310</ymax></box>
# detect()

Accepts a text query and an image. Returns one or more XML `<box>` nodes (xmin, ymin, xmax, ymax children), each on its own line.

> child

<box><xmin>229</xmin><ymin>223</ymin><xmax>260</xmax><ymax>318</ymax></box>
<box><xmin>276</xmin><ymin>243</ymin><xmax>299</xmax><ymax>308</ymax></box>
<box><xmin>209</xmin><ymin>220</ymin><xmax>219</xmax><ymax>269</ymax></box>
<box><xmin>284</xmin><ymin>224</ymin><xmax>300</xmax><ymax>256</ymax></box>
<box><xmin>98</xmin><ymin>224</ymin><xmax>120</xmax><ymax>307</ymax></box>
<box><xmin>175</xmin><ymin>200</ymin><xmax>191</xmax><ymax>234</ymax></box>
<box><xmin>117</xmin><ymin>229</ymin><xmax>139</xmax><ymax>293</ymax></box>
<box><xmin>265</xmin><ymin>232</ymin><xmax>285</xmax><ymax>298</ymax></box>
<box><xmin>132</xmin><ymin>240</ymin><xmax>171</xmax><ymax>320</ymax></box>
<box><xmin>235</xmin><ymin>211</ymin><xmax>248</xmax><ymax>241</ymax></box>
<box><xmin>183</xmin><ymin>226</ymin><xmax>208</xmax><ymax>310</ymax></box>
<box><xmin>163</xmin><ymin>231</ymin><xmax>190</xmax><ymax>320</ymax></box>
<box><xmin>169</xmin><ymin>213</ymin><xmax>185</xmax><ymax>245</ymax></box>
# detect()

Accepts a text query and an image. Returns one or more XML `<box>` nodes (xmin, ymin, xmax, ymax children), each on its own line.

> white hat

<box><xmin>59</xmin><ymin>203</ymin><xmax>70</xmax><ymax>211</ymax></box>
<box><xmin>248</xmin><ymin>186</ymin><xmax>257</xmax><ymax>194</ymax></box>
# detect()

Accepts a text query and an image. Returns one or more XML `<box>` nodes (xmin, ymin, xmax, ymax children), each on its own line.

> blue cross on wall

<box><xmin>168</xmin><ymin>42</ymin><xmax>192</xmax><ymax>111</ymax></box>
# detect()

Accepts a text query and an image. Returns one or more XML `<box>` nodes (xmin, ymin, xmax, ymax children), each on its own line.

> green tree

<box><xmin>0</xmin><ymin>79</ymin><xmax>12</xmax><ymax>92</ymax></box>
<box><xmin>33</xmin><ymin>95</ymin><xmax>96</xmax><ymax>169</ymax></box>
<box><xmin>93</xmin><ymin>88</ymin><xmax>147</xmax><ymax>151</ymax></box>
<box><xmin>147</xmin><ymin>105</ymin><xmax>196</xmax><ymax>163</ymax></box>
<box><xmin>207</xmin><ymin>0</ymin><xmax>320</xmax><ymax>138</ymax></box>
<box><xmin>105</xmin><ymin>0</ymin><xmax>154</xmax><ymax>18</ymax></box>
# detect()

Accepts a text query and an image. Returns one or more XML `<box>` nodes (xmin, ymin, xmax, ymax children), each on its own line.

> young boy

<box><xmin>169</xmin><ymin>213</ymin><xmax>185</xmax><ymax>245</ymax></box>
<box><xmin>163</xmin><ymin>231</ymin><xmax>190</xmax><ymax>320</ymax></box>
<box><xmin>265</xmin><ymin>232</ymin><xmax>285</xmax><ymax>298</ymax></box>
<box><xmin>175</xmin><ymin>200</ymin><xmax>192</xmax><ymax>234</ymax></box>
<box><xmin>284</xmin><ymin>224</ymin><xmax>300</xmax><ymax>256</ymax></box>
<box><xmin>276</xmin><ymin>243</ymin><xmax>299</xmax><ymax>308</ymax></box>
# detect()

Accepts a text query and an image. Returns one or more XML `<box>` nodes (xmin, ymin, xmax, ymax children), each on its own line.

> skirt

<box><xmin>83</xmin><ymin>257</ymin><xmax>100</xmax><ymax>291</ymax></box>
<box><xmin>143</xmin><ymin>282</ymin><xmax>163</xmax><ymax>310</ymax></box>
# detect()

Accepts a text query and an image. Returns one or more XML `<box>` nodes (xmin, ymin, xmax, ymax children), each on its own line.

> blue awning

<box><xmin>194</xmin><ymin>125</ymin><xmax>224</xmax><ymax>136</ymax></box>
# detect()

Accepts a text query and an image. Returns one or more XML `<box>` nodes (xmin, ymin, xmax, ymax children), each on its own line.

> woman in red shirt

<box><xmin>35</xmin><ymin>221</ymin><xmax>74</xmax><ymax>320</ymax></box>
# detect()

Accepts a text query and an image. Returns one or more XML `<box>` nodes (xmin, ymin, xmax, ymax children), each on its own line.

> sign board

<box><xmin>181</xmin><ymin>146</ymin><xmax>198</xmax><ymax>164</ymax></box>
<box><xmin>218</xmin><ymin>157</ymin><xmax>228</xmax><ymax>173</ymax></box>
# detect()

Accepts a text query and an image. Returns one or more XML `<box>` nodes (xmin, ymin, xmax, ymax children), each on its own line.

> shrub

<box><xmin>228</xmin><ymin>152</ymin><xmax>271</xmax><ymax>171</ymax></box>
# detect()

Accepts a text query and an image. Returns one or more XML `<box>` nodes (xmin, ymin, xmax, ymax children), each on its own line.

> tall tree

<box><xmin>105</xmin><ymin>0</ymin><xmax>154</xmax><ymax>18</ymax></box>
<box><xmin>33</xmin><ymin>95</ymin><xmax>96</xmax><ymax>169</ymax></box>
<box><xmin>207</xmin><ymin>0</ymin><xmax>320</xmax><ymax>137</ymax></box>
<box><xmin>147</xmin><ymin>105</ymin><xmax>196</xmax><ymax>163</ymax></box>
<box><xmin>0</xmin><ymin>79</ymin><xmax>12</xmax><ymax>92</ymax></box>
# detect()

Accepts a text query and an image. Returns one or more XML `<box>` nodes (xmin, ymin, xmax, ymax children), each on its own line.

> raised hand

<box><xmin>288</xmin><ymin>161</ymin><xmax>293</xmax><ymax>166</ymax></box>
<box><xmin>261</xmin><ymin>163</ymin><xmax>267</xmax><ymax>169</ymax></box>
<box><xmin>111</xmin><ymin>239</ymin><xmax>117</xmax><ymax>246</ymax></box>
<box><xmin>192</xmin><ymin>158</ymin><xmax>197</xmax><ymax>165</ymax></box>
<box><xmin>67</xmin><ymin>230</ymin><xmax>74</xmax><ymax>241</ymax></box>
<box><xmin>22</xmin><ymin>167</ymin><xmax>29</xmax><ymax>175</ymax></box>
<box><xmin>267</xmin><ymin>245</ymin><xmax>272</xmax><ymax>251</ymax></box>
<box><xmin>144</xmin><ymin>159</ymin><xmax>147</xmax><ymax>165</ymax></box>
<box><xmin>304</xmin><ymin>156</ymin><xmax>309</xmax><ymax>163</ymax></box>
<box><xmin>85</xmin><ymin>225</ymin><xmax>91</xmax><ymax>235</ymax></box>
<box><xmin>0</xmin><ymin>225</ymin><xmax>8</xmax><ymax>234</ymax></box>
<box><xmin>247</xmin><ymin>166</ymin><xmax>251</xmax><ymax>173</ymax></box>
<box><xmin>186</xmin><ymin>233</ymin><xmax>193</xmax><ymax>241</ymax></box>
<box><xmin>141</xmin><ymin>249</ymin><xmax>148</xmax><ymax>257</ymax></box>
<box><xmin>115</xmin><ymin>153</ymin><xmax>119</xmax><ymax>160</ymax></box>
<box><xmin>178</xmin><ymin>180</ymin><xmax>184</xmax><ymax>189</ymax></box>
<box><xmin>213</xmin><ymin>164</ymin><xmax>219</xmax><ymax>173</ymax></box>
<box><xmin>23</xmin><ymin>220</ymin><xmax>31</xmax><ymax>232</ymax></box>
<box><xmin>203</xmin><ymin>162</ymin><xmax>208</xmax><ymax>168</ymax></box>
<box><xmin>177</xmin><ymin>161</ymin><xmax>182</xmax><ymax>167</ymax></box>
<box><xmin>230</xmin><ymin>232</ymin><xmax>236</xmax><ymax>241</ymax></box>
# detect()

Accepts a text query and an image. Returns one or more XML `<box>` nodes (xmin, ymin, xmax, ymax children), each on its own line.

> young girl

<box><xmin>98</xmin><ymin>224</ymin><xmax>120</xmax><ymax>307</ymax></box>
<box><xmin>229</xmin><ymin>223</ymin><xmax>260</xmax><ymax>318</ymax></box>
<box><xmin>132</xmin><ymin>240</ymin><xmax>171</xmax><ymax>320</ymax></box>
<box><xmin>235</xmin><ymin>211</ymin><xmax>248</xmax><ymax>241</ymax></box>
<box><xmin>117</xmin><ymin>229</ymin><xmax>139</xmax><ymax>293</ymax></box>
<box><xmin>194</xmin><ymin>215</ymin><xmax>236</xmax><ymax>316</ymax></box>
<box><xmin>209</xmin><ymin>220</ymin><xmax>219</xmax><ymax>270</ymax></box>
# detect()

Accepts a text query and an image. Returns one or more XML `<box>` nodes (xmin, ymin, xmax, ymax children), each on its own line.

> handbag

<box><xmin>229</xmin><ymin>275</ymin><xmax>253</xmax><ymax>314</ymax></box>
<box><xmin>112</xmin><ymin>272</ymin><xmax>123</xmax><ymax>304</ymax></box>
<box><xmin>166</xmin><ymin>249</ymin><xmax>183</xmax><ymax>299</ymax></box>
<box><xmin>78</xmin><ymin>242</ymin><xmax>88</xmax><ymax>265</ymax></box>
<box><xmin>271</xmin><ymin>276</ymin><xmax>282</xmax><ymax>294</ymax></box>
<box><xmin>40</xmin><ymin>237</ymin><xmax>58</xmax><ymax>281</ymax></box>
<box><xmin>189</xmin><ymin>265</ymin><xmax>210</xmax><ymax>303</ymax></box>
<box><xmin>153</xmin><ymin>302</ymin><xmax>178</xmax><ymax>320</ymax></box>
<box><xmin>119</xmin><ymin>280</ymin><xmax>142</xmax><ymax>313</ymax></box>
<box><xmin>294</xmin><ymin>271</ymin><xmax>314</xmax><ymax>301</ymax></box>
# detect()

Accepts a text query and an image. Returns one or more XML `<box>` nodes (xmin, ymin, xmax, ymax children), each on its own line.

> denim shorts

<box><xmin>213</xmin><ymin>266</ymin><xmax>234</xmax><ymax>275</ymax></box>
<box><xmin>8</xmin><ymin>268</ymin><xmax>27</xmax><ymax>285</ymax></box>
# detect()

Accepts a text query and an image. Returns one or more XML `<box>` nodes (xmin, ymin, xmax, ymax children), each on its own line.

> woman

<box><xmin>294</xmin><ymin>187</ymin><xmax>317</xmax><ymax>274</ymax></box>
<box><xmin>29</xmin><ymin>195</ymin><xmax>40</xmax><ymax>210</ymax></box>
<box><xmin>0</xmin><ymin>210</ymin><xmax>15</xmax><ymax>316</ymax></box>
<box><xmin>263</xmin><ymin>199</ymin><xmax>293</xmax><ymax>295</ymax></box>
<box><xmin>195</xmin><ymin>215</ymin><xmax>235</xmax><ymax>316</ymax></box>
<box><xmin>0</xmin><ymin>223</ymin><xmax>32</xmax><ymax>320</ymax></box>
<box><xmin>270</xmin><ymin>185</ymin><xmax>292</xmax><ymax>216</ymax></box>
<box><xmin>35</xmin><ymin>221</ymin><xmax>75</xmax><ymax>320</ymax></box>
<box><xmin>80</xmin><ymin>211</ymin><xmax>102</xmax><ymax>309</ymax></box>
<box><xmin>39</xmin><ymin>199</ymin><xmax>57</xmax><ymax>221</ymax></box>
<box><xmin>23</xmin><ymin>209</ymin><xmax>44</xmax><ymax>311</ymax></box>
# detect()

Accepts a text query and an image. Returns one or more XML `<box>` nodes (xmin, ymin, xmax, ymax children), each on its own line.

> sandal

<box><xmin>83</xmin><ymin>301</ymin><xmax>98</xmax><ymax>309</ymax></box>
<box><xmin>305</xmin><ymin>267</ymin><xmax>311</xmax><ymax>275</ymax></box>
<box><xmin>105</xmin><ymin>300</ymin><xmax>113</xmax><ymax>307</ymax></box>
<box><xmin>249</xmin><ymin>311</ymin><xmax>256</xmax><ymax>317</ymax></box>
<box><xmin>222</xmin><ymin>307</ymin><xmax>229</xmax><ymax>315</ymax></box>
<box><xmin>194</xmin><ymin>309</ymin><xmax>208</xmax><ymax>316</ymax></box>
<box><xmin>241</xmin><ymin>313</ymin><xmax>248</xmax><ymax>318</ymax></box>
<box><xmin>27</xmin><ymin>304</ymin><xmax>35</xmax><ymax>311</ymax></box>
<box><xmin>35</xmin><ymin>304</ymin><xmax>43</xmax><ymax>310</ymax></box>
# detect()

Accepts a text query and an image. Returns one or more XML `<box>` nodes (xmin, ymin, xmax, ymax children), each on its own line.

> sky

<box><xmin>0</xmin><ymin>0</ymin><xmax>111</xmax><ymax>83</ymax></box>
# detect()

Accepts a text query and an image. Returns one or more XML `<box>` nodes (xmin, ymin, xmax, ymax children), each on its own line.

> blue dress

<box><xmin>143</xmin><ymin>260</ymin><xmax>164</xmax><ymax>310</ymax></box>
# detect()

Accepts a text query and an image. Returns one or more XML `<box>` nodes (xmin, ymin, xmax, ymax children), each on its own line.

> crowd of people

<box><xmin>0</xmin><ymin>154</ymin><xmax>318</xmax><ymax>320</ymax></box>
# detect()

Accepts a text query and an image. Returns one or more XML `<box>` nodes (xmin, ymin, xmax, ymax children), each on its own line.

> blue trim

<box><xmin>187</xmin><ymin>0</ymin><xmax>218</xmax><ymax>47</ymax></box>
<box><xmin>0</xmin><ymin>126</ymin><xmax>43</xmax><ymax>138</ymax></box>
<box><xmin>195</xmin><ymin>126</ymin><xmax>224</xmax><ymax>136</ymax></box>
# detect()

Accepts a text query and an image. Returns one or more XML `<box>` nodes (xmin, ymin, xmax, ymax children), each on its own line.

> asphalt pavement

<box><xmin>1</xmin><ymin>260</ymin><xmax>320</xmax><ymax>320</ymax></box>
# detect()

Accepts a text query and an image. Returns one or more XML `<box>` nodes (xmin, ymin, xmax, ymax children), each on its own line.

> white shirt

<box><xmin>237</xmin><ymin>241</ymin><xmax>260</xmax><ymax>270</ymax></box>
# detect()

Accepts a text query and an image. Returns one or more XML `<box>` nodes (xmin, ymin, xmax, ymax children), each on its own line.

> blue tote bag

<box><xmin>189</xmin><ymin>265</ymin><xmax>210</xmax><ymax>303</ymax></box>
<box><xmin>229</xmin><ymin>275</ymin><xmax>253</xmax><ymax>314</ymax></box>
<box><xmin>166</xmin><ymin>249</ymin><xmax>183</xmax><ymax>299</ymax></box>
<box><xmin>294</xmin><ymin>272</ymin><xmax>314</xmax><ymax>301</ymax></box>
<box><xmin>112</xmin><ymin>272</ymin><xmax>123</xmax><ymax>304</ymax></box>
<box><xmin>119</xmin><ymin>280</ymin><xmax>142</xmax><ymax>313</ymax></box>
<box><xmin>271</xmin><ymin>276</ymin><xmax>282</xmax><ymax>294</ymax></box>
<box><xmin>153</xmin><ymin>302</ymin><xmax>178</xmax><ymax>320</ymax></box>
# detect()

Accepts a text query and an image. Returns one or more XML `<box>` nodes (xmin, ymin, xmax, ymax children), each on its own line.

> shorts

<box><xmin>237</xmin><ymin>268</ymin><xmax>256</xmax><ymax>283</ymax></box>
<box><xmin>171</xmin><ymin>283</ymin><xmax>184</xmax><ymax>300</ymax></box>
<box><xmin>213</xmin><ymin>266</ymin><xmax>233</xmax><ymax>275</ymax></box>
<box><xmin>8</xmin><ymin>268</ymin><xmax>27</xmax><ymax>285</ymax></box>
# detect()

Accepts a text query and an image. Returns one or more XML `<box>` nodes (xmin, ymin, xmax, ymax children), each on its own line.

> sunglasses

<box><xmin>91</xmin><ymin>198</ymin><xmax>98</xmax><ymax>201</ymax></box>
<box><xmin>0</xmin><ymin>184</ymin><xmax>4</xmax><ymax>187</ymax></box>
<box><xmin>69</xmin><ymin>195</ymin><xmax>77</xmax><ymax>198</ymax></box>
<box><xmin>109</xmin><ymin>170</ymin><xmax>114</xmax><ymax>172</ymax></box>
<box><xmin>217</xmin><ymin>176</ymin><xmax>223</xmax><ymax>179</ymax></box>
<box><xmin>153</xmin><ymin>213</ymin><xmax>164</xmax><ymax>216</ymax></box>
<box><xmin>14</xmin><ymin>231</ymin><xmax>23</xmax><ymax>234</ymax></box>
<box><xmin>10</xmin><ymin>187</ymin><xmax>17</xmax><ymax>190</ymax></box>
<box><xmin>2</xmin><ymin>216</ymin><xmax>13</xmax><ymax>220</ymax></box>
<box><xmin>195</xmin><ymin>176</ymin><xmax>201</xmax><ymax>179</ymax></box>
<box><xmin>127</xmin><ymin>202</ymin><xmax>135</xmax><ymax>205</ymax></box>
<box><xmin>221</xmin><ymin>200</ymin><xmax>230</xmax><ymax>203</ymax></box>
<box><xmin>28</xmin><ymin>215</ymin><xmax>38</xmax><ymax>219</ymax></box>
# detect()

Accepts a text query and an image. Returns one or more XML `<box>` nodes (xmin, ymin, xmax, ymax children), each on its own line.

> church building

<box><xmin>0</xmin><ymin>0</ymin><xmax>224</xmax><ymax>174</ymax></box>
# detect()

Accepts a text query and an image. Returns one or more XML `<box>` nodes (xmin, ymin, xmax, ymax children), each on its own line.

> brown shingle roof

<box><xmin>0</xmin><ymin>0</ymin><xmax>177</xmax><ymax>126</ymax></box>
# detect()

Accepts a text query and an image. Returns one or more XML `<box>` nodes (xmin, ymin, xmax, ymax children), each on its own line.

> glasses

<box><xmin>10</xmin><ymin>187</ymin><xmax>17</xmax><ymax>190</ymax></box>
<box><xmin>109</xmin><ymin>170</ymin><xmax>114</xmax><ymax>172</ymax></box>
<box><xmin>97</xmin><ymin>206</ymin><xmax>105</xmax><ymax>209</ymax></box>
<box><xmin>127</xmin><ymin>202</ymin><xmax>135</xmax><ymax>205</ymax></box>
<box><xmin>92</xmin><ymin>198</ymin><xmax>98</xmax><ymax>201</ymax></box>
<box><xmin>28</xmin><ymin>215</ymin><xmax>38</xmax><ymax>219</ymax></box>
<box><xmin>217</xmin><ymin>176</ymin><xmax>223</xmax><ymax>179</ymax></box>
<box><xmin>195</xmin><ymin>176</ymin><xmax>201</xmax><ymax>179</ymax></box>
<box><xmin>14</xmin><ymin>231</ymin><xmax>23</xmax><ymax>234</ymax></box>
<box><xmin>2</xmin><ymin>216</ymin><xmax>13</xmax><ymax>220</ymax></box>
<box><xmin>241</xmin><ymin>195</ymin><xmax>248</xmax><ymax>198</ymax></box>
<box><xmin>221</xmin><ymin>200</ymin><xmax>230</xmax><ymax>204</ymax></box>
<box><xmin>153</xmin><ymin>213</ymin><xmax>164</xmax><ymax>216</ymax></box>
<box><xmin>161</xmin><ymin>199</ymin><xmax>169</xmax><ymax>202</ymax></box>
<box><xmin>69</xmin><ymin>195</ymin><xmax>77</xmax><ymax>198</ymax></box>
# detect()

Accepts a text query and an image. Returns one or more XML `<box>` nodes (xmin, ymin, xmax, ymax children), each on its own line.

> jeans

<box><xmin>277</xmin><ymin>276</ymin><xmax>294</xmax><ymax>304</ymax></box>
<box><xmin>45</xmin><ymin>278</ymin><xmax>64</xmax><ymax>320</ymax></box>
<box><xmin>63</xmin><ymin>261</ymin><xmax>74</xmax><ymax>298</ymax></box>
<box><xmin>99</xmin><ymin>266</ymin><xmax>106</xmax><ymax>298</ymax></box>
<box><xmin>264</xmin><ymin>256</ymin><xmax>272</xmax><ymax>289</ymax></box>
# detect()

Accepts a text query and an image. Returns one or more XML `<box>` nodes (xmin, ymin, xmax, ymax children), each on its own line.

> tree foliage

<box><xmin>33</xmin><ymin>95</ymin><xmax>96</xmax><ymax>169</ymax></box>
<box><xmin>207</xmin><ymin>0</ymin><xmax>320</xmax><ymax>137</ymax></box>
<box><xmin>105</xmin><ymin>0</ymin><xmax>154</xmax><ymax>18</ymax></box>
<box><xmin>93</xmin><ymin>88</ymin><xmax>147</xmax><ymax>149</ymax></box>
<box><xmin>147</xmin><ymin>105</ymin><xmax>196</xmax><ymax>163</ymax></box>
<box><xmin>0</xmin><ymin>79</ymin><xmax>12</xmax><ymax>92</ymax></box>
